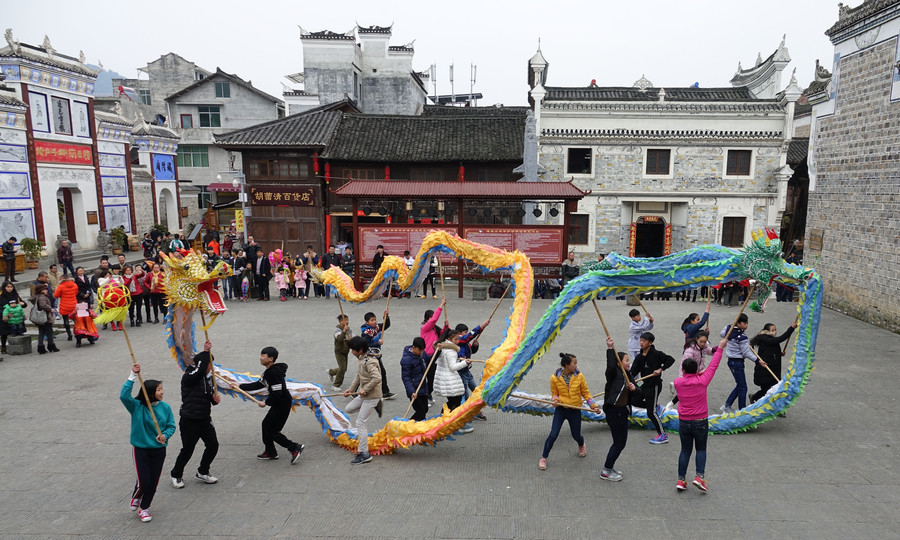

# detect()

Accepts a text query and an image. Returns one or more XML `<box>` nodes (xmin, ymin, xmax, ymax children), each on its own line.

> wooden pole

<box><xmin>591</xmin><ymin>299</ymin><xmax>632</xmax><ymax>383</ymax></box>
<box><xmin>380</xmin><ymin>278</ymin><xmax>393</xmax><ymax>341</ymax></box>
<box><xmin>509</xmin><ymin>393</ymin><xmax>596</xmax><ymax>413</ymax></box>
<box><xmin>404</xmin><ymin>347</ymin><xmax>441</xmax><ymax>418</ymax></box>
<box><xmin>199</xmin><ymin>311</ymin><xmax>218</xmax><ymax>397</ymax></box>
<box><xmin>438</xmin><ymin>257</ymin><xmax>448</xmax><ymax>324</ymax></box>
<box><xmin>121</xmin><ymin>327</ymin><xmax>163</xmax><ymax>438</ymax></box>
<box><xmin>635</xmin><ymin>296</ymin><xmax>650</xmax><ymax>316</ymax></box>
<box><xmin>487</xmin><ymin>280</ymin><xmax>513</xmax><ymax>321</ymax></box>
<box><xmin>320</xmin><ymin>391</ymin><xmax>361</xmax><ymax>398</ymax></box>
<box><xmin>782</xmin><ymin>314</ymin><xmax>800</xmax><ymax>355</ymax></box>
<box><xmin>337</xmin><ymin>296</ymin><xmax>345</xmax><ymax>318</ymax></box>
<box><xmin>723</xmin><ymin>286</ymin><xmax>755</xmax><ymax>346</ymax></box>
<box><xmin>229</xmin><ymin>384</ymin><xmax>265</xmax><ymax>405</ymax></box>
<box><xmin>591</xmin><ymin>373</ymin><xmax>658</xmax><ymax>399</ymax></box>
<box><xmin>748</xmin><ymin>346</ymin><xmax>782</xmax><ymax>383</ymax></box>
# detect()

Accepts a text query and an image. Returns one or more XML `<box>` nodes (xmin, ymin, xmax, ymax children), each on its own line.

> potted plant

<box><xmin>20</xmin><ymin>237</ymin><xmax>44</xmax><ymax>269</ymax></box>
<box><xmin>109</xmin><ymin>228</ymin><xmax>127</xmax><ymax>255</ymax></box>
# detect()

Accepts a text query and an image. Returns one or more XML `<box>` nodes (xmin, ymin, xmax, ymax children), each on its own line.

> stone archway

<box><xmin>159</xmin><ymin>187</ymin><xmax>178</xmax><ymax>232</ymax></box>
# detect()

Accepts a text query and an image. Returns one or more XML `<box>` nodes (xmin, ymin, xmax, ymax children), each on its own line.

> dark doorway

<box><xmin>58</xmin><ymin>188</ymin><xmax>77</xmax><ymax>243</ymax></box>
<box><xmin>634</xmin><ymin>221</ymin><xmax>665</xmax><ymax>257</ymax></box>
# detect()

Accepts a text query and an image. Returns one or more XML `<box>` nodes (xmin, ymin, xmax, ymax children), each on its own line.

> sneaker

<box><xmin>578</xmin><ymin>444</ymin><xmax>586</xmax><ymax>458</ymax></box>
<box><xmin>139</xmin><ymin>509</ymin><xmax>152</xmax><ymax>523</ymax></box>
<box><xmin>669</xmin><ymin>381</ymin><xmax>675</xmax><ymax>396</ymax></box>
<box><xmin>256</xmin><ymin>452</ymin><xmax>278</xmax><ymax>460</ymax></box>
<box><xmin>427</xmin><ymin>398</ymin><xmax>435</xmax><ymax>407</ymax></box>
<box><xmin>171</xmin><ymin>476</ymin><xmax>184</xmax><ymax>489</ymax></box>
<box><xmin>330</xmin><ymin>386</ymin><xmax>342</xmax><ymax>392</ymax></box>
<box><xmin>538</xmin><ymin>458</ymin><xmax>547</xmax><ymax>470</ymax></box>
<box><xmin>290</xmin><ymin>444</ymin><xmax>305</xmax><ymax>464</ymax></box>
<box><xmin>720</xmin><ymin>404</ymin><xmax>734</xmax><ymax>414</ymax></box>
<box><xmin>129</xmin><ymin>497</ymin><xmax>141</xmax><ymax>511</ymax></box>
<box><xmin>458</xmin><ymin>426</ymin><xmax>474</xmax><ymax>434</ymax></box>
<box><xmin>474</xmin><ymin>413</ymin><xmax>487</xmax><ymax>421</ymax></box>
<box><xmin>676</xmin><ymin>480</ymin><xmax>687</xmax><ymax>491</ymax></box>
<box><xmin>433</xmin><ymin>295</ymin><xmax>438</xmax><ymax>299</ymax></box>
<box><xmin>350</xmin><ymin>452</ymin><xmax>372</xmax><ymax>465</ymax></box>
<box><xmin>649</xmin><ymin>433</ymin><xmax>669</xmax><ymax>444</ymax></box>
<box><xmin>195</xmin><ymin>472</ymin><xmax>217</xmax><ymax>484</ymax></box>
<box><xmin>662</xmin><ymin>401</ymin><xmax>676</xmax><ymax>414</ymax></box>
<box><xmin>383</xmin><ymin>392</ymin><xmax>396</xmax><ymax>400</ymax></box>
<box><xmin>417</xmin><ymin>295</ymin><xmax>426</xmax><ymax>298</ymax></box>
<box><xmin>692</xmin><ymin>476</ymin><xmax>708</xmax><ymax>492</ymax></box>
<box><xmin>600</xmin><ymin>468</ymin><xmax>623</xmax><ymax>482</ymax></box>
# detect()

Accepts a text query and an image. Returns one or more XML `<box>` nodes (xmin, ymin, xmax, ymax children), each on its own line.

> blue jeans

<box><xmin>542</xmin><ymin>407</ymin><xmax>583</xmax><ymax>458</ymax></box>
<box><xmin>460</xmin><ymin>369</ymin><xmax>476</xmax><ymax>398</ymax></box>
<box><xmin>677</xmin><ymin>418</ymin><xmax>708</xmax><ymax>479</ymax></box>
<box><xmin>725</xmin><ymin>359</ymin><xmax>748</xmax><ymax>409</ymax></box>
<box><xmin>221</xmin><ymin>278</ymin><xmax>231</xmax><ymax>299</ymax></box>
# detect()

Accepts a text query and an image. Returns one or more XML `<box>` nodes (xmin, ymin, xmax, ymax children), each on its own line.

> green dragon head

<box><xmin>738</xmin><ymin>228</ymin><xmax>813</xmax><ymax>311</ymax></box>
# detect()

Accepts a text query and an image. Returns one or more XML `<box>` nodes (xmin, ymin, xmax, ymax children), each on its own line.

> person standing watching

<box><xmin>2</xmin><ymin>237</ymin><xmax>17</xmax><ymax>283</ymax></box>
<box><xmin>561</xmin><ymin>251</ymin><xmax>580</xmax><ymax>287</ymax></box>
<box><xmin>57</xmin><ymin>239</ymin><xmax>75</xmax><ymax>276</ymax></box>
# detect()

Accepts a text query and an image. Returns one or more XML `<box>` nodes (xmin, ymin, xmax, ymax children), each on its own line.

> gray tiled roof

<box><xmin>787</xmin><ymin>137</ymin><xmax>809</xmax><ymax>166</ymax></box>
<box><xmin>166</xmin><ymin>68</ymin><xmax>281</xmax><ymax>104</ymax></box>
<box><xmin>213</xmin><ymin>100</ymin><xmax>356</xmax><ymax>148</ymax></box>
<box><xmin>544</xmin><ymin>86</ymin><xmax>766</xmax><ymax>102</ymax></box>
<box><xmin>420</xmin><ymin>105</ymin><xmax>529</xmax><ymax>117</ymax></box>
<box><xmin>826</xmin><ymin>0</ymin><xmax>898</xmax><ymax>37</ymax></box>
<box><xmin>94</xmin><ymin>110</ymin><xmax>133</xmax><ymax>127</ymax></box>
<box><xmin>0</xmin><ymin>90</ymin><xmax>25</xmax><ymax>107</ymax></box>
<box><xmin>132</xmin><ymin>123</ymin><xmax>179</xmax><ymax>139</ymax></box>
<box><xmin>322</xmin><ymin>113</ymin><xmax>525</xmax><ymax>162</ymax></box>
<box><xmin>0</xmin><ymin>43</ymin><xmax>99</xmax><ymax>78</ymax></box>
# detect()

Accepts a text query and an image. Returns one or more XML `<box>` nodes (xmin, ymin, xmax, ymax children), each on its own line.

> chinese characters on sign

<box><xmin>34</xmin><ymin>141</ymin><xmax>93</xmax><ymax>165</ymax></box>
<box><xmin>463</xmin><ymin>227</ymin><xmax>564</xmax><ymax>263</ymax></box>
<box><xmin>249</xmin><ymin>185</ymin><xmax>315</xmax><ymax>206</ymax></box>
<box><xmin>152</xmin><ymin>154</ymin><xmax>175</xmax><ymax>180</ymax></box>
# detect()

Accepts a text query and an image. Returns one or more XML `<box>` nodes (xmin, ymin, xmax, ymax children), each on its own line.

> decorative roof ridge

<box><xmin>543</xmin><ymin>101</ymin><xmax>782</xmax><ymax>112</ymax></box>
<box><xmin>357</xmin><ymin>23</ymin><xmax>393</xmax><ymax>34</ymax></box>
<box><xmin>94</xmin><ymin>110</ymin><xmax>133</xmax><ymax>127</ymax></box>
<box><xmin>298</xmin><ymin>26</ymin><xmax>356</xmax><ymax>40</ymax></box>
<box><xmin>826</xmin><ymin>0</ymin><xmax>900</xmax><ymax>39</ymax></box>
<box><xmin>541</xmin><ymin>128</ymin><xmax>783</xmax><ymax>139</ymax></box>
<box><xmin>213</xmin><ymin>97</ymin><xmax>359</xmax><ymax>144</ymax></box>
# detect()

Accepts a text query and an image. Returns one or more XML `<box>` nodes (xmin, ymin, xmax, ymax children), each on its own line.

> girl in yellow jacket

<box><xmin>538</xmin><ymin>353</ymin><xmax>599</xmax><ymax>470</ymax></box>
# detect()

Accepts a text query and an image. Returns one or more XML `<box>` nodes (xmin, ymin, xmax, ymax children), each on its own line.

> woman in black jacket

<box><xmin>0</xmin><ymin>280</ymin><xmax>27</xmax><ymax>353</ymax></box>
<box><xmin>73</xmin><ymin>266</ymin><xmax>92</xmax><ymax>303</ymax></box>
<box><xmin>749</xmin><ymin>320</ymin><xmax>797</xmax><ymax>403</ymax></box>
<box><xmin>601</xmin><ymin>337</ymin><xmax>640</xmax><ymax>482</ymax></box>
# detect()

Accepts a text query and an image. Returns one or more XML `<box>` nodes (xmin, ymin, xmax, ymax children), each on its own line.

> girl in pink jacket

<box><xmin>672</xmin><ymin>338</ymin><xmax>727</xmax><ymax>493</ymax></box>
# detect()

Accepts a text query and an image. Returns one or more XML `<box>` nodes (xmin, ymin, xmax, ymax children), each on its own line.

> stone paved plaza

<box><xmin>0</xmin><ymin>288</ymin><xmax>897</xmax><ymax>539</ymax></box>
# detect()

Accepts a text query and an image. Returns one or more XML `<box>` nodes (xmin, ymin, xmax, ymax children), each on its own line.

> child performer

<box><xmin>749</xmin><ymin>320</ymin><xmax>797</xmax><ymax>404</ymax></box>
<box><xmin>601</xmin><ymin>338</ymin><xmax>639</xmax><ymax>481</ymax></box>
<box><xmin>400</xmin><ymin>337</ymin><xmax>430</xmax><ymax>421</ymax></box>
<box><xmin>456</xmin><ymin>319</ymin><xmax>490</xmax><ymax>420</ymax></box>
<box><xmin>538</xmin><ymin>353</ymin><xmax>600</xmax><ymax>471</ymax></box>
<box><xmin>664</xmin><ymin>331</ymin><xmax>716</xmax><ymax>413</ymax></box>
<box><xmin>231</xmin><ymin>347</ymin><xmax>304</xmax><ymax>464</ymax></box>
<box><xmin>719</xmin><ymin>314</ymin><xmax>767</xmax><ymax>413</ymax></box>
<box><xmin>629</xmin><ymin>332</ymin><xmax>675</xmax><ymax>444</ymax></box>
<box><xmin>361</xmin><ymin>311</ymin><xmax>395</xmax><ymax>399</ymax></box>
<box><xmin>169</xmin><ymin>341</ymin><xmax>221</xmax><ymax>489</ymax></box>
<box><xmin>673</xmin><ymin>338</ymin><xmax>727</xmax><ymax>492</ymax></box>
<box><xmin>627</xmin><ymin>308</ymin><xmax>653</xmax><ymax>361</ymax></box>
<box><xmin>680</xmin><ymin>299</ymin><xmax>711</xmax><ymax>344</ymax></box>
<box><xmin>343</xmin><ymin>336</ymin><xmax>383</xmax><ymax>464</ymax></box>
<box><xmin>329</xmin><ymin>314</ymin><xmax>352</xmax><ymax>391</ymax></box>
<box><xmin>120</xmin><ymin>363</ymin><xmax>176</xmax><ymax>523</ymax></box>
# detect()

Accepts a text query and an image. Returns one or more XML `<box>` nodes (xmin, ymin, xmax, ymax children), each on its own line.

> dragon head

<box><xmin>160</xmin><ymin>250</ymin><xmax>233</xmax><ymax>317</ymax></box>
<box><xmin>738</xmin><ymin>228</ymin><xmax>814</xmax><ymax>311</ymax></box>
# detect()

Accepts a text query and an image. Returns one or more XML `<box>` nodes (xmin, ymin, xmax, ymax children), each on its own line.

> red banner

<box><xmin>664</xmin><ymin>223</ymin><xmax>672</xmax><ymax>256</ymax></box>
<box><xmin>629</xmin><ymin>223</ymin><xmax>637</xmax><ymax>257</ymax></box>
<box><xmin>463</xmin><ymin>227</ymin><xmax>564</xmax><ymax>264</ymax></box>
<box><xmin>34</xmin><ymin>140</ymin><xmax>93</xmax><ymax>165</ymax></box>
<box><xmin>249</xmin><ymin>185</ymin><xmax>315</xmax><ymax>206</ymax></box>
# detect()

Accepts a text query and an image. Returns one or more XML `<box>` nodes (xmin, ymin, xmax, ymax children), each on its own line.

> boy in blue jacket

<box><xmin>719</xmin><ymin>313</ymin><xmax>767</xmax><ymax>413</ymax></box>
<box><xmin>400</xmin><ymin>337</ymin><xmax>429</xmax><ymax>421</ymax></box>
<box><xmin>456</xmin><ymin>319</ymin><xmax>490</xmax><ymax>420</ymax></box>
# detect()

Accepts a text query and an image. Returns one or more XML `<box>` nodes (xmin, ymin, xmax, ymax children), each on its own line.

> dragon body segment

<box><xmin>161</xmin><ymin>230</ymin><xmax>821</xmax><ymax>454</ymax></box>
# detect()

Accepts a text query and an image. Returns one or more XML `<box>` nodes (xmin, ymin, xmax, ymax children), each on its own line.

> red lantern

<box><xmin>312</xmin><ymin>153</ymin><xmax>320</xmax><ymax>175</ymax></box>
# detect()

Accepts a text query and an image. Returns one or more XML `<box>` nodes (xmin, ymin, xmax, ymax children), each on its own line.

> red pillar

<box><xmin>20</xmin><ymin>85</ymin><xmax>45</xmax><ymax>242</ymax></box>
<box><xmin>384</xmin><ymin>166</ymin><xmax>390</xmax><ymax>180</ymax></box>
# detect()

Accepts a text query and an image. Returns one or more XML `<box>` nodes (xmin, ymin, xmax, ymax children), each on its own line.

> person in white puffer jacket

<box><xmin>432</xmin><ymin>330</ymin><xmax>467</xmax><ymax>412</ymax></box>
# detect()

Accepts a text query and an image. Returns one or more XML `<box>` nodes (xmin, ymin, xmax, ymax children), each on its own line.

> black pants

<box><xmin>131</xmin><ymin>446</ymin><xmax>166</xmax><ymax>510</ymax></box>
<box><xmin>446</xmin><ymin>394</ymin><xmax>463</xmax><ymax>411</ymax></box>
<box><xmin>3</xmin><ymin>258</ymin><xmax>14</xmax><ymax>282</ymax></box>
<box><xmin>61</xmin><ymin>261</ymin><xmax>75</xmax><ymax>276</ymax></box>
<box><xmin>170</xmin><ymin>417</ymin><xmax>219</xmax><ymax>478</ymax></box>
<box><xmin>137</xmin><ymin>294</ymin><xmax>151</xmax><ymax>321</ymax></box>
<box><xmin>638</xmin><ymin>383</ymin><xmax>663</xmax><ymax>435</ymax></box>
<box><xmin>37</xmin><ymin>323</ymin><xmax>54</xmax><ymax>348</ymax></box>
<box><xmin>422</xmin><ymin>273</ymin><xmax>435</xmax><ymax>296</ymax></box>
<box><xmin>261</xmin><ymin>404</ymin><xmax>298</xmax><ymax>456</ymax></box>
<box><xmin>409</xmin><ymin>394</ymin><xmax>429</xmax><ymax>421</ymax></box>
<box><xmin>150</xmin><ymin>293</ymin><xmax>167</xmax><ymax>319</ymax></box>
<box><xmin>604</xmin><ymin>405</ymin><xmax>629</xmax><ymax>469</ymax></box>
<box><xmin>62</xmin><ymin>315</ymin><xmax>72</xmax><ymax>338</ymax></box>
<box><xmin>255</xmin><ymin>276</ymin><xmax>270</xmax><ymax>300</ymax></box>
<box><xmin>377</xmin><ymin>357</ymin><xmax>391</xmax><ymax>394</ymax></box>
<box><xmin>426</xmin><ymin>356</ymin><xmax>438</xmax><ymax>395</ymax></box>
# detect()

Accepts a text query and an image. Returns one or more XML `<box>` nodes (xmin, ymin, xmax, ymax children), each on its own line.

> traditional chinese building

<box><xmin>529</xmin><ymin>39</ymin><xmax>802</xmax><ymax>261</ymax></box>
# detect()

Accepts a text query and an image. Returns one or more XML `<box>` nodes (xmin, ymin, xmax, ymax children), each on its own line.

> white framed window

<box><xmin>642</xmin><ymin>148</ymin><xmax>674</xmax><ymax>178</ymax></box>
<box><xmin>566</xmin><ymin>147</ymin><xmax>592</xmax><ymax>175</ymax></box>
<box><xmin>723</xmin><ymin>148</ymin><xmax>755</xmax><ymax>179</ymax></box>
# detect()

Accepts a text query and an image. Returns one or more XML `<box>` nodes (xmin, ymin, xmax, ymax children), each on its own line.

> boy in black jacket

<box><xmin>170</xmin><ymin>341</ymin><xmax>221</xmax><ymax>488</ymax></box>
<box><xmin>629</xmin><ymin>331</ymin><xmax>675</xmax><ymax>445</ymax></box>
<box><xmin>231</xmin><ymin>346</ymin><xmax>304</xmax><ymax>463</ymax></box>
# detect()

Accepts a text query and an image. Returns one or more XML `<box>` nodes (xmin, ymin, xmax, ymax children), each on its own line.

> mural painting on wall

<box><xmin>152</xmin><ymin>154</ymin><xmax>175</xmax><ymax>180</ymax></box>
<box><xmin>72</xmin><ymin>101</ymin><xmax>90</xmax><ymax>138</ymax></box>
<box><xmin>0</xmin><ymin>172</ymin><xmax>31</xmax><ymax>199</ymax></box>
<box><xmin>0</xmin><ymin>209</ymin><xmax>35</xmax><ymax>242</ymax></box>
<box><xmin>50</xmin><ymin>97</ymin><xmax>72</xmax><ymax>136</ymax></box>
<box><xmin>104</xmin><ymin>204</ymin><xmax>130</xmax><ymax>233</ymax></box>
<box><xmin>101</xmin><ymin>176</ymin><xmax>128</xmax><ymax>198</ymax></box>
<box><xmin>0</xmin><ymin>144</ymin><xmax>27</xmax><ymax>163</ymax></box>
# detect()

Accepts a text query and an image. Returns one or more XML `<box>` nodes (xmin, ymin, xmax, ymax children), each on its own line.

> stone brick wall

<box><xmin>133</xmin><ymin>180</ymin><xmax>155</xmax><ymax>234</ymax></box>
<box><xmin>805</xmin><ymin>37</ymin><xmax>900</xmax><ymax>333</ymax></box>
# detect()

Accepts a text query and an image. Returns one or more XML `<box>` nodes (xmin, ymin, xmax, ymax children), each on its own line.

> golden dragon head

<box><xmin>159</xmin><ymin>250</ymin><xmax>233</xmax><ymax>319</ymax></box>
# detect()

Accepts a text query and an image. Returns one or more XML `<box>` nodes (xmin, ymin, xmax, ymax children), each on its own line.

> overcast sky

<box><xmin>7</xmin><ymin>0</ymin><xmax>841</xmax><ymax>106</ymax></box>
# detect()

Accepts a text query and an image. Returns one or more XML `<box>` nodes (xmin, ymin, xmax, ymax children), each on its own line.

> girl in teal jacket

<box><xmin>120</xmin><ymin>364</ymin><xmax>176</xmax><ymax>523</ymax></box>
